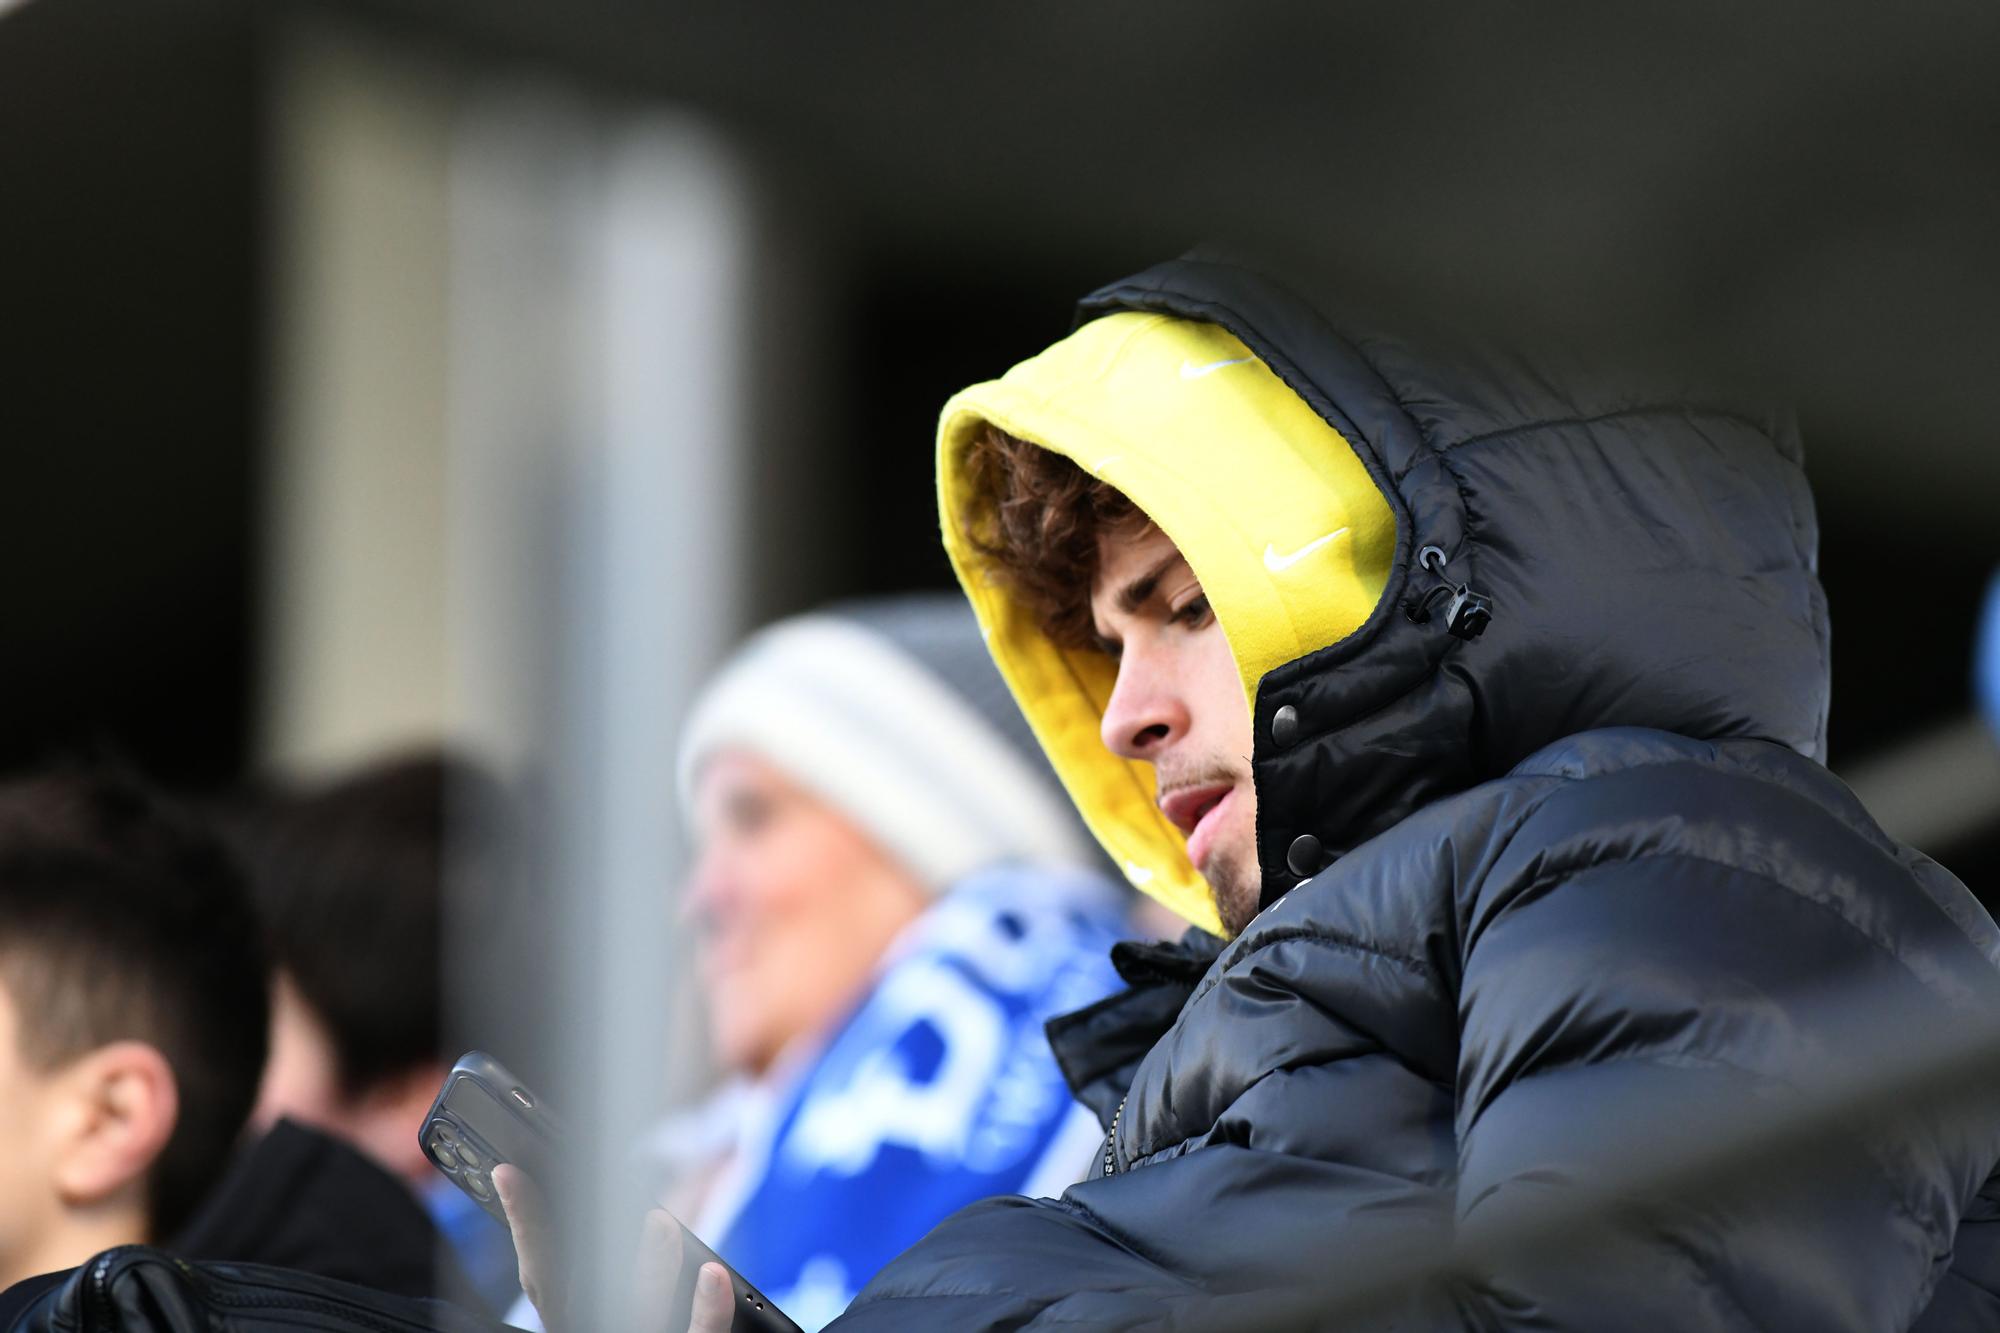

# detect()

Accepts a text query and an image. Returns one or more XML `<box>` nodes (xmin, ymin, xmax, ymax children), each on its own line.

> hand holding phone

<box><xmin>493</xmin><ymin>1164</ymin><xmax>737</xmax><ymax>1333</ymax></box>
<box><xmin>634</xmin><ymin>1208</ymin><xmax>738</xmax><ymax>1333</ymax></box>
<box><xmin>421</xmin><ymin>1052</ymin><xmax>800</xmax><ymax>1332</ymax></box>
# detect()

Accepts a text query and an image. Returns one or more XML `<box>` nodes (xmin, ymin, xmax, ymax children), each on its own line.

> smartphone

<box><xmin>421</xmin><ymin>1051</ymin><xmax>801</xmax><ymax>1332</ymax></box>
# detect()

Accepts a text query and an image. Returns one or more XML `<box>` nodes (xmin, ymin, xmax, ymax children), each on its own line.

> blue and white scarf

<box><xmin>660</xmin><ymin>867</ymin><xmax>1126</xmax><ymax>1330</ymax></box>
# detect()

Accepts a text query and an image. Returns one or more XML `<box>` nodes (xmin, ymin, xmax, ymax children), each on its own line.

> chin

<box><xmin>711</xmin><ymin>1023</ymin><xmax>767</xmax><ymax>1077</ymax></box>
<box><xmin>706</xmin><ymin>987</ymin><xmax>757</xmax><ymax>1063</ymax></box>
<box><xmin>1206</xmin><ymin>851</ymin><xmax>1262</xmax><ymax>938</ymax></box>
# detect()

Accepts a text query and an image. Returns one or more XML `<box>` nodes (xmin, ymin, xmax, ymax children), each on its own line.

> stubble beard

<box><xmin>1206</xmin><ymin>848</ymin><xmax>1262</xmax><ymax>938</ymax></box>
<box><xmin>1173</xmin><ymin>762</ymin><xmax>1260</xmax><ymax>938</ymax></box>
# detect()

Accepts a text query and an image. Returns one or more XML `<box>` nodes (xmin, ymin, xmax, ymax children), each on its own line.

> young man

<box><xmin>0</xmin><ymin>770</ymin><xmax>267</xmax><ymax>1304</ymax></box>
<box><xmin>818</xmin><ymin>256</ymin><xmax>2000</xmax><ymax>1328</ymax></box>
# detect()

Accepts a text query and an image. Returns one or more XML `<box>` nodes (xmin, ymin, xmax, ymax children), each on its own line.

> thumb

<box><xmin>690</xmin><ymin>1263</ymin><xmax>735</xmax><ymax>1333</ymax></box>
<box><xmin>494</xmin><ymin>1165</ymin><xmax>565</xmax><ymax>1328</ymax></box>
<box><xmin>633</xmin><ymin>1208</ymin><xmax>686</xmax><ymax>1318</ymax></box>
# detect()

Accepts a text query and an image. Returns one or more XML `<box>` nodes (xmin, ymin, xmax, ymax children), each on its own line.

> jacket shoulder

<box><xmin>1483</xmin><ymin>728</ymin><xmax>2000</xmax><ymax>972</ymax></box>
<box><xmin>1448</xmin><ymin>731</ymin><xmax>2000</xmax><ymax>1330</ymax></box>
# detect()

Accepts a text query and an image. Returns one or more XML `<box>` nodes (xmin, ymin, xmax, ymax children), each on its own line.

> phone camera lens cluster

<box><xmin>426</xmin><ymin>1119</ymin><xmax>497</xmax><ymax>1201</ymax></box>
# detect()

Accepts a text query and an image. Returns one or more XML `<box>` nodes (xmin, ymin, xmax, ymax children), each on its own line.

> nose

<box><xmin>1100</xmin><ymin>642</ymin><xmax>1188</xmax><ymax>760</ymax></box>
<box><xmin>682</xmin><ymin>843</ymin><xmax>731</xmax><ymax>925</ymax></box>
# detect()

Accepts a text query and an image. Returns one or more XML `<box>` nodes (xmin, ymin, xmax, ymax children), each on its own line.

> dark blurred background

<box><xmin>3</xmin><ymin>0</ymin><xmax>1996</xmax><ymax>898</ymax></box>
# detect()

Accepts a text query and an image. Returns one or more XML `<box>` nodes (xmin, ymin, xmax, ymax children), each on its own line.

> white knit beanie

<box><xmin>675</xmin><ymin>595</ymin><xmax>1098</xmax><ymax>893</ymax></box>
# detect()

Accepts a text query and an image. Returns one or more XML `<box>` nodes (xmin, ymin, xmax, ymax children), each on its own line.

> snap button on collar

<box><xmin>1271</xmin><ymin>704</ymin><xmax>1299</xmax><ymax>748</ymax></box>
<box><xmin>1286</xmin><ymin>833</ymin><xmax>1323</xmax><ymax>877</ymax></box>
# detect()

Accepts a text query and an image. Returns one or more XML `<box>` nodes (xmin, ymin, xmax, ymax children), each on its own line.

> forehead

<box><xmin>694</xmin><ymin>749</ymin><xmax>795</xmax><ymax>807</ymax></box>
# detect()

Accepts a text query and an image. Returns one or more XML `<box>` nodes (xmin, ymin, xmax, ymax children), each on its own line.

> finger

<box><xmin>689</xmin><ymin>1263</ymin><xmax>734</xmax><ymax>1333</ymax></box>
<box><xmin>633</xmin><ymin>1208</ymin><xmax>687</xmax><ymax>1319</ymax></box>
<box><xmin>493</xmin><ymin>1165</ymin><xmax>561</xmax><ymax>1323</ymax></box>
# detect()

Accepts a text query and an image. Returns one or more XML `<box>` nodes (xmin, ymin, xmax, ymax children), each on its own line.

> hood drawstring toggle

<box><xmin>1405</xmin><ymin>546</ymin><xmax>1494</xmax><ymax>641</ymax></box>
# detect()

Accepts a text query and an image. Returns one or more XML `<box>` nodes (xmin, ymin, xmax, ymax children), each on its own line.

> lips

<box><xmin>1160</xmin><ymin>782</ymin><xmax>1237</xmax><ymax>871</ymax></box>
<box><xmin>1159</xmin><ymin>783</ymin><xmax>1231</xmax><ymax>834</ymax></box>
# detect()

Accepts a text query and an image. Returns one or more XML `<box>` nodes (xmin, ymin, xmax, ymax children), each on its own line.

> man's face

<box><xmin>1090</xmin><ymin>523</ymin><xmax>1261</xmax><ymax>936</ymax></box>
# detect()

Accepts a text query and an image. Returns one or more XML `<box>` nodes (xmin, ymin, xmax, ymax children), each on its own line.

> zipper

<box><xmin>88</xmin><ymin>1252</ymin><xmax>114</xmax><ymax>1328</ymax></box>
<box><xmin>1102</xmin><ymin>1094</ymin><xmax>1127</xmax><ymax>1176</ymax></box>
<box><xmin>1403</xmin><ymin>545</ymin><xmax>1493</xmax><ymax>641</ymax></box>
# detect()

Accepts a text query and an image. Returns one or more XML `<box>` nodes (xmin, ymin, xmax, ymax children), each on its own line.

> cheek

<box><xmin>0</xmin><ymin>1070</ymin><xmax>58</xmax><ymax>1248</ymax></box>
<box><xmin>703</xmin><ymin>817</ymin><xmax>865</xmax><ymax>1050</ymax></box>
<box><xmin>1195</xmin><ymin>629</ymin><xmax>1253</xmax><ymax>756</ymax></box>
<box><xmin>252</xmin><ymin>994</ymin><xmax>344</xmax><ymax>1128</ymax></box>
<box><xmin>725</xmin><ymin>825</ymin><xmax>840</xmax><ymax>937</ymax></box>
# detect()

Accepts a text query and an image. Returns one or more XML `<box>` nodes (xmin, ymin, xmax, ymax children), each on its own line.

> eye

<box><xmin>724</xmin><ymin>790</ymin><xmax>776</xmax><ymax>836</ymax></box>
<box><xmin>1171</xmin><ymin>594</ymin><xmax>1212</xmax><ymax>629</ymax></box>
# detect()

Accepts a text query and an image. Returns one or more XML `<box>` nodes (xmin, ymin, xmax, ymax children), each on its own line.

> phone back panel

<box><xmin>420</xmin><ymin>1051</ymin><xmax>556</xmax><ymax>1228</ymax></box>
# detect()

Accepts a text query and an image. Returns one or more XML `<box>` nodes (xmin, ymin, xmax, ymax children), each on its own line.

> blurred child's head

<box><xmin>241</xmin><ymin>751</ymin><xmax>498</xmax><ymax>1184</ymax></box>
<box><xmin>0</xmin><ymin>769</ymin><xmax>268</xmax><ymax>1287</ymax></box>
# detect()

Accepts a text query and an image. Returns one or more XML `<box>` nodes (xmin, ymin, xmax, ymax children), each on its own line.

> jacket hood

<box><xmin>941</xmin><ymin>254</ymin><xmax>1828</xmax><ymax>932</ymax></box>
<box><xmin>940</xmin><ymin>312</ymin><xmax>1395</xmax><ymax>932</ymax></box>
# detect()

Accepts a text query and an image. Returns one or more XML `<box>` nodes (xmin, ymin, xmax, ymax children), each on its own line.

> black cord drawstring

<box><xmin>1404</xmin><ymin>546</ymin><xmax>1493</xmax><ymax>641</ymax></box>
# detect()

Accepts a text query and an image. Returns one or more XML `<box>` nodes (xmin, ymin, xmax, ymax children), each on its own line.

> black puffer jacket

<box><xmin>833</xmin><ymin>256</ymin><xmax>2000</xmax><ymax>1330</ymax></box>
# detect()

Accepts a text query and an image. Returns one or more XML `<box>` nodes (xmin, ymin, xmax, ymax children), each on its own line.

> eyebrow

<box><xmin>1090</xmin><ymin>551</ymin><xmax>1195</xmax><ymax>652</ymax></box>
<box><xmin>1114</xmin><ymin>551</ymin><xmax>1189</xmax><ymax>615</ymax></box>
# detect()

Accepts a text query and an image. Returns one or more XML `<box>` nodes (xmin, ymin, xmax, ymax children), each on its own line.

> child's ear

<box><xmin>49</xmin><ymin>1041</ymin><xmax>179</xmax><ymax>1213</ymax></box>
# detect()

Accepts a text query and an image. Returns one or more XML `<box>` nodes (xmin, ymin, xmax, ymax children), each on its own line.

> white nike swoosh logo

<box><xmin>1180</xmin><ymin>356</ymin><xmax>1253</xmax><ymax>380</ymax></box>
<box><xmin>1263</xmin><ymin>527</ymin><xmax>1351</xmax><ymax>572</ymax></box>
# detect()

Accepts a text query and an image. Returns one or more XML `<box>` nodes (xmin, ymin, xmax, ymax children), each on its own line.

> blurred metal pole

<box><xmin>1838</xmin><ymin>713</ymin><xmax>2000</xmax><ymax>857</ymax></box>
<box><xmin>258</xmin><ymin>25</ymin><xmax>456</xmax><ymax>774</ymax></box>
<box><xmin>446</xmin><ymin>89</ymin><xmax>751</xmax><ymax>1327</ymax></box>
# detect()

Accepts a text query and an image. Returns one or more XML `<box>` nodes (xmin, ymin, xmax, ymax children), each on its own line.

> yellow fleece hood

<box><xmin>939</xmin><ymin>312</ymin><xmax>1396</xmax><ymax>934</ymax></box>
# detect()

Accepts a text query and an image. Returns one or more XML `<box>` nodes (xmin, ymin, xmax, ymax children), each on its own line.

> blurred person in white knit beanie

<box><xmin>655</xmin><ymin>593</ymin><xmax>1129</xmax><ymax>1331</ymax></box>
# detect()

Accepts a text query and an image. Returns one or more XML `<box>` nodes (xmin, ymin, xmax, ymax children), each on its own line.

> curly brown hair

<box><xmin>957</xmin><ymin>422</ymin><xmax>1150</xmax><ymax>649</ymax></box>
